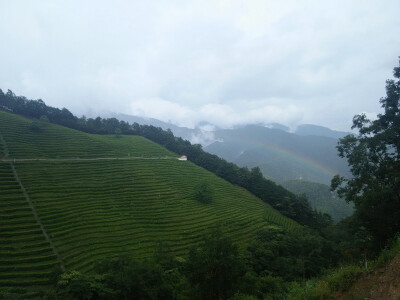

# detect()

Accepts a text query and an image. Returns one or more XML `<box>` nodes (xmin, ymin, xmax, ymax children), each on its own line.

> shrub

<box><xmin>29</xmin><ymin>121</ymin><xmax>41</xmax><ymax>132</ymax></box>
<box><xmin>254</xmin><ymin>275</ymin><xmax>287</xmax><ymax>299</ymax></box>
<box><xmin>0</xmin><ymin>289</ymin><xmax>24</xmax><ymax>300</ymax></box>
<box><xmin>375</xmin><ymin>236</ymin><xmax>400</xmax><ymax>267</ymax></box>
<box><xmin>114</xmin><ymin>128</ymin><xmax>122</xmax><ymax>138</ymax></box>
<box><xmin>194</xmin><ymin>182</ymin><xmax>213</xmax><ymax>204</ymax></box>
<box><xmin>325</xmin><ymin>265</ymin><xmax>363</xmax><ymax>292</ymax></box>
<box><xmin>229</xmin><ymin>293</ymin><xmax>255</xmax><ymax>300</ymax></box>
<box><xmin>285</xmin><ymin>281</ymin><xmax>319</xmax><ymax>300</ymax></box>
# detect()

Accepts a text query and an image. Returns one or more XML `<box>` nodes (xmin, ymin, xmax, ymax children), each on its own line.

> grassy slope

<box><xmin>0</xmin><ymin>111</ymin><xmax>299</xmax><ymax>292</ymax></box>
<box><xmin>286</xmin><ymin>237</ymin><xmax>400</xmax><ymax>299</ymax></box>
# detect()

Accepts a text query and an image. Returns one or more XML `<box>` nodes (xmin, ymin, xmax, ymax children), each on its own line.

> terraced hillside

<box><xmin>0</xmin><ymin>163</ymin><xmax>59</xmax><ymax>292</ymax></box>
<box><xmin>0</xmin><ymin>110</ymin><xmax>299</xmax><ymax>293</ymax></box>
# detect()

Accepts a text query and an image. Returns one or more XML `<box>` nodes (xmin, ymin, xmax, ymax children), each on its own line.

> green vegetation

<box><xmin>284</xmin><ymin>236</ymin><xmax>400</xmax><ymax>299</ymax></box>
<box><xmin>282</xmin><ymin>58</ymin><xmax>400</xmax><ymax>299</ymax></box>
<box><xmin>282</xmin><ymin>180</ymin><xmax>353</xmax><ymax>223</ymax></box>
<box><xmin>332</xmin><ymin>57</ymin><xmax>400</xmax><ymax>247</ymax></box>
<box><xmin>204</xmin><ymin>124</ymin><xmax>350</xmax><ymax>185</ymax></box>
<box><xmin>185</xmin><ymin>229</ymin><xmax>245</xmax><ymax>300</ymax></box>
<box><xmin>193</xmin><ymin>182</ymin><xmax>213</xmax><ymax>204</ymax></box>
<box><xmin>0</xmin><ymin>162</ymin><xmax>59</xmax><ymax>292</ymax></box>
<box><xmin>247</xmin><ymin>227</ymin><xmax>338</xmax><ymax>281</ymax></box>
<box><xmin>0</xmin><ymin>90</ymin><xmax>332</xmax><ymax>230</ymax></box>
<box><xmin>1</xmin><ymin>57</ymin><xmax>399</xmax><ymax>298</ymax></box>
<box><xmin>0</xmin><ymin>228</ymin><xmax>343</xmax><ymax>300</ymax></box>
<box><xmin>0</xmin><ymin>110</ymin><xmax>299</xmax><ymax>294</ymax></box>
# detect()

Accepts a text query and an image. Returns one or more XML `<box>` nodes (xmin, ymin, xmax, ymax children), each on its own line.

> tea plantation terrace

<box><xmin>0</xmin><ymin>110</ymin><xmax>299</xmax><ymax>294</ymax></box>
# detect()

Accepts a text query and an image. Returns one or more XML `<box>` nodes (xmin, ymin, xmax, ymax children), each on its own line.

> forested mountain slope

<box><xmin>0</xmin><ymin>110</ymin><xmax>299</xmax><ymax>292</ymax></box>
<box><xmin>282</xmin><ymin>180</ymin><xmax>353</xmax><ymax>223</ymax></box>
<box><xmin>205</xmin><ymin>125</ymin><xmax>350</xmax><ymax>185</ymax></box>
<box><xmin>295</xmin><ymin>124</ymin><xmax>350</xmax><ymax>139</ymax></box>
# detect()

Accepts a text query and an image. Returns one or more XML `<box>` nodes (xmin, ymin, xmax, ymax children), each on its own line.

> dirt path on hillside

<box><xmin>0</xmin><ymin>134</ymin><xmax>66</xmax><ymax>271</ymax></box>
<box><xmin>0</xmin><ymin>156</ymin><xmax>180</xmax><ymax>163</ymax></box>
<box><xmin>337</xmin><ymin>254</ymin><xmax>400</xmax><ymax>300</ymax></box>
<box><xmin>10</xmin><ymin>163</ymin><xmax>66</xmax><ymax>272</ymax></box>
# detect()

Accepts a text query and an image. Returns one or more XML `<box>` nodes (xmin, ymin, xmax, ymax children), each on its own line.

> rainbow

<box><xmin>231</xmin><ymin>137</ymin><xmax>337</xmax><ymax>178</ymax></box>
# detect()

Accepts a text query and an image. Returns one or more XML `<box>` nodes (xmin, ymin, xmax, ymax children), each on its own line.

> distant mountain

<box><xmin>295</xmin><ymin>124</ymin><xmax>350</xmax><ymax>139</ymax></box>
<box><xmin>99</xmin><ymin>113</ymin><xmax>349</xmax><ymax>185</ymax></box>
<box><xmin>101</xmin><ymin>113</ymin><xmax>217</xmax><ymax>146</ymax></box>
<box><xmin>105</xmin><ymin>113</ymin><xmax>197</xmax><ymax>141</ymax></box>
<box><xmin>281</xmin><ymin>180</ymin><xmax>353</xmax><ymax>223</ymax></box>
<box><xmin>205</xmin><ymin>125</ymin><xmax>350</xmax><ymax>185</ymax></box>
<box><xmin>265</xmin><ymin>123</ymin><xmax>290</xmax><ymax>132</ymax></box>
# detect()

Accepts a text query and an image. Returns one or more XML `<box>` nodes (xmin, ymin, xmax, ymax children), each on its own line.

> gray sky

<box><xmin>0</xmin><ymin>1</ymin><xmax>399</xmax><ymax>131</ymax></box>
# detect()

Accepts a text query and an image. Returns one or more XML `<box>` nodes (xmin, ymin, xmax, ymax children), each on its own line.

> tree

<box><xmin>331</xmin><ymin>57</ymin><xmax>400</xmax><ymax>247</ymax></box>
<box><xmin>185</xmin><ymin>229</ymin><xmax>245</xmax><ymax>300</ymax></box>
<box><xmin>95</xmin><ymin>255</ymin><xmax>173</xmax><ymax>300</ymax></box>
<box><xmin>29</xmin><ymin>120</ymin><xmax>41</xmax><ymax>132</ymax></box>
<box><xmin>247</xmin><ymin>227</ymin><xmax>336</xmax><ymax>281</ymax></box>
<box><xmin>194</xmin><ymin>182</ymin><xmax>213</xmax><ymax>204</ymax></box>
<box><xmin>55</xmin><ymin>270</ymin><xmax>112</xmax><ymax>300</ymax></box>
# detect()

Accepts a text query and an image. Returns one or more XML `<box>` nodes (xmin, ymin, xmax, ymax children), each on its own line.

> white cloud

<box><xmin>190</xmin><ymin>125</ymin><xmax>218</xmax><ymax>146</ymax></box>
<box><xmin>0</xmin><ymin>0</ymin><xmax>399</xmax><ymax>131</ymax></box>
<box><xmin>130</xmin><ymin>98</ymin><xmax>196</xmax><ymax>127</ymax></box>
<box><xmin>130</xmin><ymin>98</ymin><xmax>303</xmax><ymax>129</ymax></box>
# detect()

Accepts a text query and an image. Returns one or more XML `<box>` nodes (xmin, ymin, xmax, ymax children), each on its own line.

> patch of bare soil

<box><xmin>337</xmin><ymin>254</ymin><xmax>400</xmax><ymax>300</ymax></box>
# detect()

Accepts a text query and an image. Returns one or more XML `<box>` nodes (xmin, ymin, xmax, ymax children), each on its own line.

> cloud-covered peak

<box><xmin>130</xmin><ymin>98</ymin><xmax>303</xmax><ymax>129</ymax></box>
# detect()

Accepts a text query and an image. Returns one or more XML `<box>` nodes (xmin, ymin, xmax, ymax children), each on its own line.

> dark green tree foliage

<box><xmin>185</xmin><ymin>229</ymin><xmax>246</xmax><ymax>300</ymax></box>
<box><xmin>333</xmin><ymin>215</ymin><xmax>375</xmax><ymax>262</ymax></box>
<box><xmin>0</xmin><ymin>89</ymin><xmax>331</xmax><ymax>230</ymax></box>
<box><xmin>0</xmin><ymin>289</ymin><xmax>24</xmax><ymax>300</ymax></box>
<box><xmin>54</xmin><ymin>271</ymin><xmax>112</xmax><ymax>300</ymax></box>
<box><xmin>331</xmin><ymin>58</ymin><xmax>400</xmax><ymax>247</ymax></box>
<box><xmin>29</xmin><ymin>120</ymin><xmax>41</xmax><ymax>132</ymax></box>
<box><xmin>47</xmin><ymin>256</ymin><xmax>181</xmax><ymax>300</ymax></box>
<box><xmin>238</xmin><ymin>271</ymin><xmax>288</xmax><ymax>299</ymax></box>
<box><xmin>95</xmin><ymin>256</ymin><xmax>173</xmax><ymax>300</ymax></box>
<box><xmin>282</xmin><ymin>180</ymin><xmax>353</xmax><ymax>223</ymax></box>
<box><xmin>37</xmin><ymin>229</ymin><xmax>342</xmax><ymax>300</ymax></box>
<box><xmin>46</xmin><ymin>233</ymin><xmax>245</xmax><ymax>300</ymax></box>
<box><xmin>194</xmin><ymin>182</ymin><xmax>213</xmax><ymax>203</ymax></box>
<box><xmin>247</xmin><ymin>227</ymin><xmax>338</xmax><ymax>281</ymax></box>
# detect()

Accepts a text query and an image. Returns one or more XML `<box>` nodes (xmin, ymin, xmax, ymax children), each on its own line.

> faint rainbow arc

<box><xmin>230</xmin><ymin>137</ymin><xmax>337</xmax><ymax>177</ymax></box>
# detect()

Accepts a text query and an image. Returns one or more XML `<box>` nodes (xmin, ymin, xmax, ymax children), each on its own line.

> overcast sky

<box><xmin>0</xmin><ymin>1</ymin><xmax>399</xmax><ymax>131</ymax></box>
